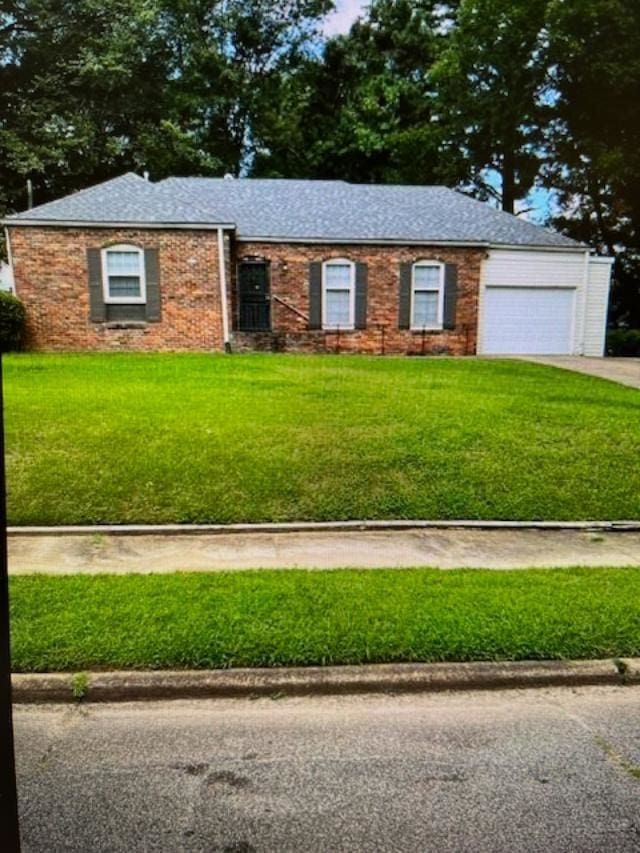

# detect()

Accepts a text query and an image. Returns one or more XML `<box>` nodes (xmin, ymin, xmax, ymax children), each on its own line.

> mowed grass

<box><xmin>4</xmin><ymin>352</ymin><xmax>640</xmax><ymax>524</ymax></box>
<box><xmin>10</xmin><ymin>568</ymin><xmax>640</xmax><ymax>671</ymax></box>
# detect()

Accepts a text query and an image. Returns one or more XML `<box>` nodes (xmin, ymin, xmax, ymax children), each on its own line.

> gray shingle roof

<box><xmin>5</xmin><ymin>172</ymin><xmax>581</xmax><ymax>249</ymax></box>
<box><xmin>5</xmin><ymin>173</ymin><xmax>229</xmax><ymax>226</ymax></box>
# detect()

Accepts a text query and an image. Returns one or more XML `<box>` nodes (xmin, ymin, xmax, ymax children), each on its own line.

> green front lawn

<box><xmin>10</xmin><ymin>568</ymin><xmax>640</xmax><ymax>671</ymax></box>
<box><xmin>5</xmin><ymin>353</ymin><xmax>640</xmax><ymax>524</ymax></box>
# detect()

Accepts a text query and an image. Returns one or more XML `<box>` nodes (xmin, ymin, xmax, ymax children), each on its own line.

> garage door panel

<box><xmin>482</xmin><ymin>287</ymin><xmax>575</xmax><ymax>355</ymax></box>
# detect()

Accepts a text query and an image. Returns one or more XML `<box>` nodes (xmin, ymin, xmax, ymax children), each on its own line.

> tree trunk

<box><xmin>501</xmin><ymin>149</ymin><xmax>516</xmax><ymax>215</ymax></box>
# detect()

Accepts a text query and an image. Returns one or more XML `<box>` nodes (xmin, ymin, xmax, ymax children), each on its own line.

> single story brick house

<box><xmin>3</xmin><ymin>173</ymin><xmax>613</xmax><ymax>356</ymax></box>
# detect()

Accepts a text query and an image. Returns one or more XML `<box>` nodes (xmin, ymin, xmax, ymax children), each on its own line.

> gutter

<box><xmin>234</xmin><ymin>237</ymin><xmax>585</xmax><ymax>252</ymax></box>
<box><xmin>235</xmin><ymin>236</ymin><xmax>491</xmax><ymax>248</ymax></box>
<box><xmin>2</xmin><ymin>222</ymin><xmax>584</xmax><ymax>253</ymax></box>
<box><xmin>11</xmin><ymin>659</ymin><xmax>639</xmax><ymax>703</ymax></box>
<box><xmin>2</xmin><ymin>219</ymin><xmax>236</xmax><ymax>231</ymax></box>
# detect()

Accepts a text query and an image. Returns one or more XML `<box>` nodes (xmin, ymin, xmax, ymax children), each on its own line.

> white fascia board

<box><xmin>487</xmin><ymin>242</ymin><xmax>587</xmax><ymax>254</ymax></box>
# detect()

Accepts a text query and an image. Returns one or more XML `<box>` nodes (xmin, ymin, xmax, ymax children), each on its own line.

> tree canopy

<box><xmin>1</xmin><ymin>0</ymin><xmax>637</xmax><ymax>323</ymax></box>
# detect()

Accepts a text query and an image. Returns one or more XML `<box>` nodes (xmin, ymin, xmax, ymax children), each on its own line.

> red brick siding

<box><xmin>9</xmin><ymin>227</ymin><xmax>483</xmax><ymax>354</ymax></box>
<box><xmin>8</xmin><ymin>227</ymin><xmax>224</xmax><ymax>351</ymax></box>
<box><xmin>232</xmin><ymin>243</ymin><xmax>484</xmax><ymax>355</ymax></box>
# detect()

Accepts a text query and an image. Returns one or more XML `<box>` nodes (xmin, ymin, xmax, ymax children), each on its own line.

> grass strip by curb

<box><xmin>10</xmin><ymin>567</ymin><xmax>640</xmax><ymax>672</ymax></box>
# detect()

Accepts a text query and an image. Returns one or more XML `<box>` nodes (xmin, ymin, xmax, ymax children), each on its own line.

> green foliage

<box><xmin>4</xmin><ymin>353</ymin><xmax>640</xmax><ymax>524</ymax></box>
<box><xmin>431</xmin><ymin>0</ymin><xmax>549</xmax><ymax>212</ymax></box>
<box><xmin>71</xmin><ymin>672</ymin><xmax>90</xmax><ymax>700</ymax></box>
<box><xmin>545</xmin><ymin>0</ymin><xmax>640</xmax><ymax>326</ymax></box>
<box><xmin>254</xmin><ymin>0</ymin><xmax>451</xmax><ymax>184</ymax></box>
<box><xmin>1</xmin><ymin>1</ymin><xmax>638</xmax><ymax>319</ymax></box>
<box><xmin>0</xmin><ymin>292</ymin><xmax>25</xmax><ymax>352</ymax></box>
<box><xmin>10</xmin><ymin>567</ymin><xmax>640</xmax><ymax>671</ymax></box>
<box><xmin>0</xmin><ymin>0</ymin><xmax>331</xmax><ymax>214</ymax></box>
<box><xmin>0</xmin><ymin>0</ymin><xmax>173</xmax><ymax>211</ymax></box>
<box><xmin>606</xmin><ymin>329</ymin><xmax>640</xmax><ymax>357</ymax></box>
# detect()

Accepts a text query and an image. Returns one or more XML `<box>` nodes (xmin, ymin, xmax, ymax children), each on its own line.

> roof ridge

<box><xmin>163</xmin><ymin>176</ymin><xmax>350</xmax><ymax>185</ymax></box>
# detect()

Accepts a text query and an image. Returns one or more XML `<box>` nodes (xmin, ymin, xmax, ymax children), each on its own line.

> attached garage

<box><xmin>481</xmin><ymin>286</ymin><xmax>575</xmax><ymax>355</ymax></box>
<box><xmin>479</xmin><ymin>249</ymin><xmax>613</xmax><ymax>357</ymax></box>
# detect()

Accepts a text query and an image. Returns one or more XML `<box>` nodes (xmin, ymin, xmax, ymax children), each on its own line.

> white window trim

<box><xmin>410</xmin><ymin>261</ymin><xmax>445</xmax><ymax>330</ymax></box>
<box><xmin>322</xmin><ymin>258</ymin><xmax>356</xmax><ymax>330</ymax></box>
<box><xmin>101</xmin><ymin>244</ymin><xmax>146</xmax><ymax>304</ymax></box>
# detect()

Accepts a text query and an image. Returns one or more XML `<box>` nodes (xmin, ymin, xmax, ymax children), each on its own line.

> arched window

<box><xmin>322</xmin><ymin>258</ymin><xmax>355</xmax><ymax>329</ymax></box>
<box><xmin>101</xmin><ymin>244</ymin><xmax>146</xmax><ymax>304</ymax></box>
<box><xmin>411</xmin><ymin>261</ymin><xmax>444</xmax><ymax>329</ymax></box>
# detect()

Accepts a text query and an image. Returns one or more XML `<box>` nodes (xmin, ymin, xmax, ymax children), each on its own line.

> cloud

<box><xmin>323</xmin><ymin>0</ymin><xmax>367</xmax><ymax>36</ymax></box>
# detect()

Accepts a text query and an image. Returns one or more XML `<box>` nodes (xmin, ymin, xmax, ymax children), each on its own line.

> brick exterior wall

<box><xmin>8</xmin><ymin>226</ymin><xmax>225</xmax><ymax>351</ymax></box>
<box><xmin>9</xmin><ymin>226</ymin><xmax>483</xmax><ymax>355</ymax></box>
<box><xmin>232</xmin><ymin>243</ymin><xmax>484</xmax><ymax>356</ymax></box>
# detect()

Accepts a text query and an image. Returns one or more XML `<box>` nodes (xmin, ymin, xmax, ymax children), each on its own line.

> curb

<box><xmin>8</xmin><ymin>520</ymin><xmax>640</xmax><ymax>536</ymax></box>
<box><xmin>11</xmin><ymin>659</ymin><xmax>640</xmax><ymax>704</ymax></box>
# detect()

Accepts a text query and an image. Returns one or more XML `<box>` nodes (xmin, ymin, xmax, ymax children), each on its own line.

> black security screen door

<box><xmin>238</xmin><ymin>261</ymin><xmax>270</xmax><ymax>331</ymax></box>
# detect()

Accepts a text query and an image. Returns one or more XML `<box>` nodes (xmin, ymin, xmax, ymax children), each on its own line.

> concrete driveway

<box><xmin>523</xmin><ymin>356</ymin><xmax>640</xmax><ymax>389</ymax></box>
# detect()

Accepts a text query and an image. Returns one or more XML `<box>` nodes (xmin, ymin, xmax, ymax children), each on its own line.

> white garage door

<box><xmin>482</xmin><ymin>287</ymin><xmax>575</xmax><ymax>355</ymax></box>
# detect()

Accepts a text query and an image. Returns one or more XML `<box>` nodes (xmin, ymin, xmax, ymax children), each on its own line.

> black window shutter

<box><xmin>87</xmin><ymin>248</ymin><xmax>106</xmax><ymax>322</ymax></box>
<box><xmin>145</xmin><ymin>248</ymin><xmax>161</xmax><ymax>322</ymax></box>
<box><xmin>308</xmin><ymin>262</ymin><xmax>322</xmax><ymax>330</ymax></box>
<box><xmin>443</xmin><ymin>263</ymin><xmax>458</xmax><ymax>330</ymax></box>
<box><xmin>398</xmin><ymin>263</ymin><xmax>412</xmax><ymax>329</ymax></box>
<box><xmin>354</xmin><ymin>262</ymin><xmax>368</xmax><ymax>329</ymax></box>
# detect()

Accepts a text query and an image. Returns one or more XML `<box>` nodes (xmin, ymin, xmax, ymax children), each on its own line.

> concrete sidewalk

<box><xmin>9</xmin><ymin>526</ymin><xmax>640</xmax><ymax>574</ymax></box>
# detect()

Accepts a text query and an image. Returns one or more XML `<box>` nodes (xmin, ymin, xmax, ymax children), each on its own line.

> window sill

<box><xmin>322</xmin><ymin>326</ymin><xmax>355</xmax><ymax>332</ymax></box>
<box><xmin>102</xmin><ymin>322</ymin><xmax>148</xmax><ymax>330</ymax></box>
<box><xmin>410</xmin><ymin>327</ymin><xmax>444</xmax><ymax>333</ymax></box>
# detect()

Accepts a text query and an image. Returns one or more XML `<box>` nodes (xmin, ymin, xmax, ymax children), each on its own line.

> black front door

<box><xmin>238</xmin><ymin>261</ymin><xmax>270</xmax><ymax>331</ymax></box>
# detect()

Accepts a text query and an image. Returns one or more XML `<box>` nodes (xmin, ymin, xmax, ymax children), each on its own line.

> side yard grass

<box><xmin>10</xmin><ymin>567</ymin><xmax>640</xmax><ymax>672</ymax></box>
<box><xmin>5</xmin><ymin>353</ymin><xmax>640</xmax><ymax>524</ymax></box>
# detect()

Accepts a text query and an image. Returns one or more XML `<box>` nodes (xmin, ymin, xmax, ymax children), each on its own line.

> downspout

<box><xmin>3</xmin><ymin>228</ymin><xmax>15</xmax><ymax>295</ymax></box>
<box><xmin>217</xmin><ymin>227</ymin><xmax>231</xmax><ymax>353</ymax></box>
<box><xmin>579</xmin><ymin>249</ymin><xmax>591</xmax><ymax>356</ymax></box>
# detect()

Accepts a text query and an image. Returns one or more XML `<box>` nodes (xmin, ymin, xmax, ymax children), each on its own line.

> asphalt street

<box><xmin>13</xmin><ymin>685</ymin><xmax>640</xmax><ymax>852</ymax></box>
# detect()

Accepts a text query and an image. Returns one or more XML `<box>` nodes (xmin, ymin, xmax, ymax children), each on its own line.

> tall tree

<box><xmin>157</xmin><ymin>0</ymin><xmax>332</xmax><ymax>176</ymax></box>
<box><xmin>0</xmin><ymin>0</ymin><xmax>174</xmax><ymax>213</ymax></box>
<box><xmin>545</xmin><ymin>0</ymin><xmax>640</xmax><ymax>326</ymax></box>
<box><xmin>0</xmin><ymin>0</ymin><xmax>330</xmax><ymax>218</ymax></box>
<box><xmin>431</xmin><ymin>0</ymin><xmax>549</xmax><ymax>213</ymax></box>
<box><xmin>253</xmin><ymin>0</ymin><xmax>457</xmax><ymax>184</ymax></box>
